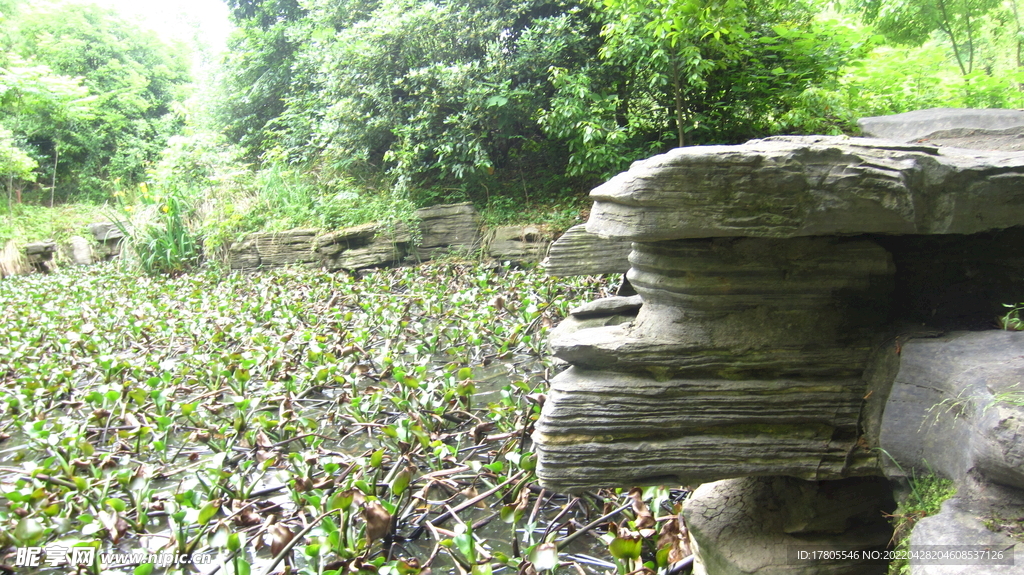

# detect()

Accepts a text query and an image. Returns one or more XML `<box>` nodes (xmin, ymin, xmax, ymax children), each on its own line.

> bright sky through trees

<box><xmin>89</xmin><ymin>0</ymin><xmax>232</xmax><ymax>56</ymax></box>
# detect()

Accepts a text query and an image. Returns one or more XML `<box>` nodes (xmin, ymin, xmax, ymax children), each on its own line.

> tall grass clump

<box><xmin>111</xmin><ymin>181</ymin><xmax>202</xmax><ymax>276</ymax></box>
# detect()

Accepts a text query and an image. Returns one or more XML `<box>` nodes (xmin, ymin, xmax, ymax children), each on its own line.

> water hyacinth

<box><xmin>0</xmin><ymin>262</ymin><xmax>692</xmax><ymax>575</ymax></box>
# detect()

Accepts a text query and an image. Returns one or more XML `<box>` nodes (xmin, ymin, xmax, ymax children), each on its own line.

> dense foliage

<box><xmin>0</xmin><ymin>262</ymin><xmax>690</xmax><ymax>575</ymax></box>
<box><xmin>216</xmin><ymin>0</ymin><xmax>872</xmax><ymax>201</ymax></box>
<box><xmin>3</xmin><ymin>0</ymin><xmax>1024</xmax><ymax>234</ymax></box>
<box><xmin>0</xmin><ymin>0</ymin><xmax>191</xmax><ymax>201</ymax></box>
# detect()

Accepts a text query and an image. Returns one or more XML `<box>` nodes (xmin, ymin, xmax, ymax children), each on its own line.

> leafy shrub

<box><xmin>112</xmin><ymin>182</ymin><xmax>202</xmax><ymax>276</ymax></box>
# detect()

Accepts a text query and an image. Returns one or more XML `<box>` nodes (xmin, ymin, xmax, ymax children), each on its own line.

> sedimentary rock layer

<box><xmin>537</xmin><ymin>236</ymin><xmax>893</xmax><ymax>491</ymax></box>
<box><xmin>414</xmin><ymin>202</ymin><xmax>480</xmax><ymax>259</ymax></box>
<box><xmin>533</xmin><ymin>368</ymin><xmax>878</xmax><ymax>492</ymax></box>
<box><xmin>550</xmin><ymin>237</ymin><xmax>893</xmax><ymax>379</ymax></box>
<box><xmin>587</xmin><ymin>135</ymin><xmax>1024</xmax><ymax>241</ymax></box>
<box><xmin>542</xmin><ymin>223</ymin><xmax>631</xmax><ymax>276</ymax></box>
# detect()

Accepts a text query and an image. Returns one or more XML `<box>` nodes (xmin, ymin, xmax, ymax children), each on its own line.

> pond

<box><xmin>0</xmin><ymin>262</ymin><xmax>689</xmax><ymax>575</ymax></box>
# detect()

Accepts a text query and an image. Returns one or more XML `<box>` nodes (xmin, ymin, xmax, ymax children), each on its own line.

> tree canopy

<box><xmin>1</xmin><ymin>0</ymin><xmax>191</xmax><ymax>200</ymax></box>
<box><xmin>6</xmin><ymin>0</ymin><xmax>1024</xmax><ymax>225</ymax></box>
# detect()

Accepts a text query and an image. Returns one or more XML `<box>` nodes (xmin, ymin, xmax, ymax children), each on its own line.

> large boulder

<box><xmin>877</xmin><ymin>331</ymin><xmax>1024</xmax><ymax>491</ymax></box>
<box><xmin>858</xmin><ymin>107</ymin><xmax>1024</xmax><ymax>143</ymax></box>
<box><xmin>65</xmin><ymin>236</ymin><xmax>93</xmax><ymax>265</ymax></box>
<box><xmin>684</xmin><ymin>477</ymin><xmax>893</xmax><ymax>575</ymax></box>
<box><xmin>586</xmin><ymin>136</ymin><xmax>1024</xmax><ymax>241</ymax></box>
<box><xmin>536</xmin><ymin>117</ymin><xmax>1024</xmax><ymax>573</ymax></box>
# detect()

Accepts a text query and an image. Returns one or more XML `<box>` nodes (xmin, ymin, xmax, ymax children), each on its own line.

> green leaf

<box><xmin>392</xmin><ymin>467</ymin><xmax>412</xmax><ymax>496</ymax></box>
<box><xmin>227</xmin><ymin>532</ymin><xmax>242</xmax><ymax>552</ymax></box>
<box><xmin>608</xmin><ymin>536</ymin><xmax>642</xmax><ymax>560</ymax></box>
<box><xmin>529</xmin><ymin>543</ymin><xmax>559</xmax><ymax>570</ymax></box>
<box><xmin>454</xmin><ymin>530</ymin><xmax>476</xmax><ymax>563</ymax></box>
<box><xmin>485</xmin><ymin>95</ymin><xmax>508</xmax><ymax>107</ymax></box>
<box><xmin>198</xmin><ymin>501</ymin><xmax>219</xmax><ymax>525</ymax></box>
<box><xmin>14</xmin><ymin>516</ymin><xmax>44</xmax><ymax>544</ymax></box>
<box><xmin>134</xmin><ymin>564</ymin><xmax>155</xmax><ymax>575</ymax></box>
<box><xmin>370</xmin><ymin>448</ymin><xmax>385</xmax><ymax>468</ymax></box>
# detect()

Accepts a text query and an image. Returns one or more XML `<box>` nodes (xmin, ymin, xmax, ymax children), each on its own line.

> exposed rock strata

<box><xmin>858</xmin><ymin>107</ymin><xmax>1024</xmax><ymax>143</ymax></box>
<box><xmin>88</xmin><ymin>222</ymin><xmax>124</xmax><ymax>260</ymax></box>
<box><xmin>228</xmin><ymin>203</ymin><xmax>481</xmax><ymax>271</ymax></box>
<box><xmin>229</xmin><ymin>228</ymin><xmax>320</xmax><ymax>270</ymax></box>
<box><xmin>537</xmin><ymin>126</ymin><xmax>1024</xmax><ymax>573</ymax></box>
<box><xmin>536</xmin><ymin>369</ymin><xmax>876</xmax><ymax>491</ymax></box>
<box><xmin>535</xmin><ymin>236</ymin><xmax>893</xmax><ymax>490</ymax></box>
<box><xmin>414</xmin><ymin>202</ymin><xmax>480</xmax><ymax>259</ymax></box>
<box><xmin>24</xmin><ymin>241</ymin><xmax>57</xmax><ymax>273</ymax></box>
<box><xmin>315</xmin><ymin>222</ymin><xmax>411</xmax><ymax>270</ymax></box>
<box><xmin>542</xmin><ymin>223</ymin><xmax>631</xmax><ymax>276</ymax></box>
<box><xmin>586</xmin><ymin>136</ymin><xmax>1024</xmax><ymax>241</ymax></box>
<box><xmin>485</xmin><ymin>225</ymin><xmax>553</xmax><ymax>263</ymax></box>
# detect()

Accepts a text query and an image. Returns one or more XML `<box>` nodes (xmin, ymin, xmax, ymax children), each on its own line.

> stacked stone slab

<box><xmin>228</xmin><ymin>203</ymin><xmax>482</xmax><ymax>271</ymax></box>
<box><xmin>226</xmin><ymin>202</ymin><xmax>565</xmax><ymax>271</ymax></box>
<box><xmin>542</xmin><ymin>223</ymin><xmax>631</xmax><ymax>276</ymax></box>
<box><xmin>535</xmin><ymin>134</ymin><xmax>1024</xmax><ymax>574</ymax></box>
<box><xmin>486</xmin><ymin>225</ymin><xmax>554</xmax><ymax>262</ymax></box>
<box><xmin>24</xmin><ymin>241</ymin><xmax>57</xmax><ymax>272</ymax></box>
<box><xmin>88</xmin><ymin>222</ymin><xmax>124</xmax><ymax>260</ymax></box>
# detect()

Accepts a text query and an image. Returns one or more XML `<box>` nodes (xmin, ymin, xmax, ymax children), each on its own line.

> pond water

<box><xmin>0</xmin><ymin>263</ymin><xmax>649</xmax><ymax>575</ymax></box>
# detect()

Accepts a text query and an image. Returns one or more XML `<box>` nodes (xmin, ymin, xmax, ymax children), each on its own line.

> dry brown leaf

<box><xmin>98</xmin><ymin>510</ymin><xmax>129</xmax><ymax>543</ymax></box>
<box><xmin>232</xmin><ymin>502</ymin><xmax>262</xmax><ymax>527</ymax></box>
<box><xmin>656</xmin><ymin>514</ymin><xmax>692</xmax><ymax>564</ymax></box>
<box><xmin>627</xmin><ymin>488</ymin><xmax>655</xmax><ymax>531</ymax></box>
<box><xmin>518</xmin><ymin>561</ymin><xmax>538</xmax><ymax>575</ymax></box>
<box><xmin>363</xmin><ymin>500</ymin><xmax>392</xmax><ymax>543</ymax></box>
<box><xmin>255</xmin><ymin>430</ymin><xmax>274</xmax><ymax>450</ymax></box>
<box><xmin>471</xmin><ymin>422</ymin><xmax>495</xmax><ymax>444</ymax></box>
<box><xmin>267</xmin><ymin>522</ymin><xmax>295</xmax><ymax>558</ymax></box>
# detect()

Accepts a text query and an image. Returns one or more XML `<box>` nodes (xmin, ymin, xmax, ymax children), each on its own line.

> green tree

<box><xmin>220</xmin><ymin>0</ymin><xmax>603</xmax><ymax>201</ymax></box>
<box><xmin>217</xmin><ymin>0</ymin><xmax>307</xmax><ymax>161</ymax></box>
<box><xmin>0</xmin><ymin>60</ymin><xmax>94</xmax><ymax>208</ymax></box>
<box><xmin>856</xmin><ymin>0</ymin><xmax>1001</xmax><ymax>75</ymax></box>
<box><xmin>5</xmin><ymin>1</ymin><xmax>191</xmax><ymax>199</ymax></box>
<box><xmin>540</xmin><ymin>0</ymin><xmax>863</xmax><ymax>178</ymax></box>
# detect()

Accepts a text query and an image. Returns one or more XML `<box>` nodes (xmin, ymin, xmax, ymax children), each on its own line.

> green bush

<box><xmin>112</xmin><ymin>181</ymin><xmax>202</xmax><ymax>276</ymax></box>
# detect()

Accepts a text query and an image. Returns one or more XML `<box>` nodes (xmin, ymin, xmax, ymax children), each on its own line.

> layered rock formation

<box><xmin>542</xmin><ymin>223</ymin><xmax>630</xmax><ymax>276</ymax></box>
<box><xmin>486</xmin><ymin>225</ymin><xmax>553</xmax><ymax>262</ymax></box>
<box><xmin>88</xmin><ymin>222</ymin><xmax>124</xmax><ymax>260</ymax></box>
<box><xmin>228</xmin><ymin>203</ymin><xmax>482</xmax><ymax>271</ymax></box>
<box><xmin>24</xmin><ymin>241</ymin><xmax>57</xmax><ymax>273</ymax></box>
<box><xmin>535</xmin><ymin>133</ymin><xmax>1024</xmax><ymax>574</ymax></box>
<box><xmin>227</xmin><ymin>203</ymin><xmax>554</xmax><ymax>271</ymax></box>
